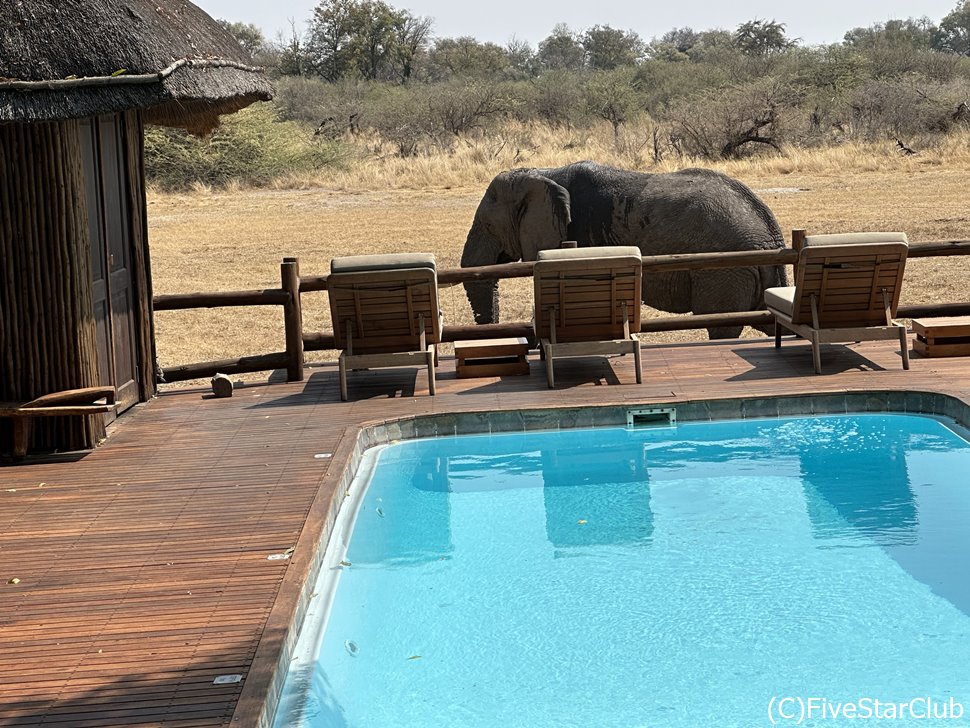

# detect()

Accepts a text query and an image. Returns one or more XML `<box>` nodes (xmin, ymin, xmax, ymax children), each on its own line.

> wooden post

<box><xmin>791</xmin><ymin>229</ymin><xmax>807</xmax><ymax>282</ymax></box>
<box><xmin>281</xmin><ymin>258</ymin><xmax>304</xmax><ymax>382</ymax></box>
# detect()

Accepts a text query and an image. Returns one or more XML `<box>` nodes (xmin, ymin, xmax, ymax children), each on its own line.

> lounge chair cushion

<box><xmin>537</xmin><ymin>245</ymin><xmax>642</xmax><ymax>262</ymax></box>
<box><xmin>331</xmin><ymin>252</ymin><xmax>436</xmax><ymax>274</ymax></box>
<box><xmin>764</xmin><ymin>286</ymin><xmax>796</xmax><ymax>317</ymax></box>
<box><xmin>804</xmin><ymin>232</ymin><xmax>908</xmax><ymax>247</ymax></box>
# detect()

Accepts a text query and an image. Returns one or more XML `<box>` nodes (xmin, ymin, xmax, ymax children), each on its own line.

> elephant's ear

<box><xmin>511</xmin><ymin>173</ymin><xmax>571</xmax><ymax>261</ymax></box>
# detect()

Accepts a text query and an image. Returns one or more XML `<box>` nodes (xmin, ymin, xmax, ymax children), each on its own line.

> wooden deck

<box><xmin>2</xmin><ymin>336</ymin><xmax>970</xmax><ymax>727</ymax></box>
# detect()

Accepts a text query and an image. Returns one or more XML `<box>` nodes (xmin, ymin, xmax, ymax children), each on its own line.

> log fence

<box><xmin>153</xmin><ymin>233</ymin><xmax>970</xmax><ymax>383</ymax></box>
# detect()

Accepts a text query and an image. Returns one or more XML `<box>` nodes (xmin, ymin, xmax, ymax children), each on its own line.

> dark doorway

<box><xmin>80</xmin><ymin>115</ymin><xmax>140</xmax><ymax>418</ymax></box>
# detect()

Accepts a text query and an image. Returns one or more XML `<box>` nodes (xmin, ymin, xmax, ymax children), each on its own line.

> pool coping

<box><xmin>233</xmin><ymin>388</ymin><xmax>970</xmax><ymax>728</ymax></box>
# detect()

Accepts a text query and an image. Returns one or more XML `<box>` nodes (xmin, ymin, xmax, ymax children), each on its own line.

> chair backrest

<box><xmin>328</xmin><ymin>253</ymin><xmax>440</xmax><ymax>354</ymax></box>
<box><xmin>791</xmin><ymin>233</ymin><xmax>908</xmax><ymax>328</ymax></box>
<box><xmin>533</xmin><ymin>246</ymin><xmax>642</xmax><ymax>342</ymax></box>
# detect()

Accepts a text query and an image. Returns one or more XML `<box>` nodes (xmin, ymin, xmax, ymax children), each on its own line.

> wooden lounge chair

<box><xmin>533</xmin><ymin>246</ymin><xmax>643</xmax><ymax>388</ymax></box>
<box><xmin>764</xmin><ymin>232</ymin><xmax>910</xmax><ymax>374</ymax></box>
<box><xmin>328</xmin><ymin>253</ymin><xmax>441</xmax><ymax>401</ymax></box>
<box><xmin>1</xmin><ymin>386</ymin><xmax>116</xmax><ymax>458</ymax></box>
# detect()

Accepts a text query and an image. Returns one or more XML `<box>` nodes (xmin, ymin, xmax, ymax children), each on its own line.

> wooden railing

<box><xmin>153</xmin><ymin>235</ymin><xmax>970</xmax><ymax>383</ymax></box>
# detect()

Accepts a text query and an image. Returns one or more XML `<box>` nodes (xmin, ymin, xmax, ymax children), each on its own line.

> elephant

<box><xmin>460</xmin><ymin>161</ymin><xmax>788</xmax><ymax>339</ymax></box>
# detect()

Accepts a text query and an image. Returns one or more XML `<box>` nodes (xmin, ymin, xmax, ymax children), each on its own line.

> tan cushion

<box><xmin>331</xmin><ymin>252</ymin><xmax>436</xmax><ymax>274</ymax></box>
<box><xmin>537</xmin><ymin>245</ymin><xmax>642</xmax><ymax>262</ymax></box>
<box><xmin>764</xmin><ymin>286</ymin><xmax>796</xmax><ymax>317</ymax></box>
<box><xmin>804</xmin><ymin>232</ymin><xmax>908</xmax><ymax>247</ymax></box>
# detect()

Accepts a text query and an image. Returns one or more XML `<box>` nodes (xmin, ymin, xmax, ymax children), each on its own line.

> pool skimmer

<box><xmin>626</xmin><ymin>407</ymin><xmax>676</xmax><ymax>428</ymax></box>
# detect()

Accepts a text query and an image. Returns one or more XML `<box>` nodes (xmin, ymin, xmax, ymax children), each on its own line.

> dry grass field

<box><xmin>149</xmin><ymin>126</ymin><xmax>970</xmax><ymax>382</ymax></box>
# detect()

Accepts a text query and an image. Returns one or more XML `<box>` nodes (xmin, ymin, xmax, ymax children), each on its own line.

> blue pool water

<box><xmin>274</xmin><ymin>414</ymin><xmax>970</xmax><ymax>727</ymax></box>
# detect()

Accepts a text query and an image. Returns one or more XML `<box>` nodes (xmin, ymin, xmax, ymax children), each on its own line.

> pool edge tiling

<box><xmin>244</xmin><ymin>389</ymin><xmax>970</xmax><ymax>728</ymax></box>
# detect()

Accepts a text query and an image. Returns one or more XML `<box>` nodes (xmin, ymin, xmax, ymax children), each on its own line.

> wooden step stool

<box><xmin>912</xmin><ymin>316</ymin><xmax>970</xmax><ymax>357</ymax></box>
<box><xmin>454</xmin><ymin>337</ymin><xmax>530</xmax><ymax>378</ymax></box>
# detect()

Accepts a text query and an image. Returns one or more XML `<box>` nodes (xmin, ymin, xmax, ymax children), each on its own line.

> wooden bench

<box><xmin>1</xmin><ymin>386</ymin><xmax>117</xmax><ymax>458</ymax></box>
<box><xmin>913</xmin><ymin>317</ymin><xmax>970</xmax><ymax>357</ymax></box>
<box><xmin>455</xmin><ymin>337</ymin><xmax>530</xmax><ymax>378</ymax></box>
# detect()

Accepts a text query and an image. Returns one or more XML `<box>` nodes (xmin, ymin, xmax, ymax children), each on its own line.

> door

<box><xmin>80</xmin><ymin>116</ymin><xmax>140</xmax><ymax>418</ymax></box>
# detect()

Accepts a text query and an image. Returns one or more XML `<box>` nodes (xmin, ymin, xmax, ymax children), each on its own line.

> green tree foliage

<box><xmin>844</xmin><ymin>17</ymin><xmax>936</xmax><ymax>50</ymax></box>
<box><xmin>392</xmin><ymin>13</ymin><xmax>433</xmax><ymax>83</ymax></box>
<box><xmin>306</xmin><ymin>0</ymin><xmax>430</xmax><ymax>81</ymax></box>
<box><xmin>733</xmin><ymin>19</ymin><xmax>796</xmax><ymax>57</ymax></box>
<box><xmin>505</xmin><ymin>37</ymin><xmax>537</xmax><ymax>79</ymax></box>
<box><xmin>645</xmin><ymin>27</ymin><xmax>702</xmax><ymax>61</ymax></box>
<box><xmin>583</xmin><ymin>68</ymin><xmax>644</xmax><ymax>136</ymax></box>
<box><xmin>537</xmin><ymin>24</ymin><xmax>585</xmax><ymax>71</ymax></box>
<box><xmin>426</xmin><ymin>37</ymin><xmax>510</xmax><ymax>80</ymax></box>
<box><xmin>582</xmin><ymin>25</ymin><xmax>644</xmax><ymax>70</ymax></box>
<box><xmin>218</xmin><ymin>20</ymin><xmax>266</xmax><ymax>58</ymax></box>
<box><xmin>934</xmin><ymin>1</ymin><xmax>970</xmax><ymax>55</ymax></box>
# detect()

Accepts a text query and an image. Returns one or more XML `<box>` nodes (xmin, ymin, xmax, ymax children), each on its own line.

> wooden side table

<box><xmin>912</xmin><ymin>317</ymin><xmax>970</xmax><ymax>357</ymax></box>
<box><xmin>454</xmin><ymin>337</ymin><xmax>530</xmax><ymax>378</ymax></box>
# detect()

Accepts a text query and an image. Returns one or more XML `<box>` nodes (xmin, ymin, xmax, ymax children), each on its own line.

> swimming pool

<box><xmin>273</xmin><ymin>413</ymin><xmax>970</xmax><ymax>727</ymax></box>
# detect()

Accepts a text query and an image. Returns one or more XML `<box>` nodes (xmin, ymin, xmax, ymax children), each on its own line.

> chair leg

<box><xmin>774</xmin><ymin>321</ymin><xmax>782</xmax><ymax>349</ymax></box>
<box><xmin>545</xmin><ymin>344</ymin><xmax>555</xmax><ymax>389</ymax></box>
<box><xmin>811</xmin><ymin>331</ymin><xmax>822</xmax><ymax>374</ymax></box>
<box><xmin>899</xmin><ymin>327</ymin><xmax>910</xmax><ymax>370</ymax></box>
<box><xmin>339</xmin><ymin>354</ymin><xmax>349</xmax><ymax>401</ymax></box>
<box><xmin>633</xmin><ymin>341</ymin><xmax>642</xmax><ymax>384</ymax></box>
<box><xmin>427</xmin><ymin>346</ymin><xmax>437</xmax><ymax>395</ymax></box>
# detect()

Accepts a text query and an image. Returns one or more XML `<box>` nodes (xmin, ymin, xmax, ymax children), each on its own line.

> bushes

<box><xmin>144</xmin><ymin>104</ymin><xmax>348</xmax><ymax>190</ymax></box>
<box><xmin>142</xmin><ymin>45</ymin><xmax>970</xmax><ymax>190</ymax></box>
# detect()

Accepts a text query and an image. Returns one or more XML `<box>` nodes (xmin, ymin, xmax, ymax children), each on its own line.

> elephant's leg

<box><xmin>689</xmin><ymin>269</ymin><xmax>757</xmax><ymax>340</ymax></box>
<box><xmin>707</xmin><ymin>323</ymin><xmax>745</xmax><ymax>339</ymax></box>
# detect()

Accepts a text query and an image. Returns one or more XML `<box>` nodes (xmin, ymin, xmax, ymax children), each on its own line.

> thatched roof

<box><xmin>0</xmin><ymin>0</ymin><xmax>272</xmax><ymax>133</ymax></box>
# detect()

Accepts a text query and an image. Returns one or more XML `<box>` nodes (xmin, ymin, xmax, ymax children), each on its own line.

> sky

<box><xmin>193</xmin><ymin>0</ymin><xmax>960</xmax><ymax>47</ymax></box>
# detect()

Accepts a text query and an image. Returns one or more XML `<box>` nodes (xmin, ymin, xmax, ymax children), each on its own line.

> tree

<box><xmin>933</xmin><ymin>1</ymin><xmax>970</xmax><ymax>55</ymax></box>
<box><xmin>645</xmin><ymin>27</ymin><xmax>702</xmax><ymax>61</ymax></box>
<box><xmin>218</xmin><ymin>20</ymin><xmax>267</xmax><ymax>59</ymax></box>
<box><xmin>307</xmin><ymin>0</ymin><xmax>359</xmax><ymax>80</ymax></box>
<box><xmin>505</xmin><ymin>37</ymin><xmax>537</xmax><ymax>79</ymax></box>
<box><xmin>582</xmin><ymin>25</ymin><xmax>644</xmax><ymax>70</ymax></box>
<box><xmin>427</xmin><ymin>37</ymin><xmax>509</xmax><ymax>80</ymax></box>
<box><xmin>537</xmin><ymin>24</ymin><xmax>585</xmax><ymax>71</ymax></box>
<box><xmin>733</xmin><ymin>19</ymin><xmax>796</xmax><ymax>57</ymax></box>
<box><xmin>306</xmin><ymin>0</ymin><xmax>422</xmax><ymax>81</ymax></box>
<box><xmin>276</xmin><ymin>20</ymin><xmax>312</xmax><ymax>76</ymax></box>
<box><xmin>353</xmin><ymin>0</ymin><xmax>400</xmax><ymax>80</ymax></box>
<box><xmin>844</xmin><ymin>17</ymin><xmax>936</xmax><ymax>50</ymax></box>
<box><xmin>391</xmin><ymin>13</ymin><xmax>433</xmax><ymax>83</ymax></box>
<box><xmin>584</xmin><ymin>68</ymin><xmax>644</xmax><ymax>138</ymax></box>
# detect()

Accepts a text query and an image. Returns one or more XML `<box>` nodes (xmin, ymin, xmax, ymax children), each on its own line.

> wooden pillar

<box><xmin>124</xmin><ymin>111</ymin><xmax>157</xmax><ymax>401</ymax></box>
<box><xmin>0</xmin><ymin>121</ymin><xmax>104</xmax><ymax>453</ymax></box>
<box><xmin>281</xmin><ymin>257</ymin><xmax>304</xmax><ymax>382</ymax></box>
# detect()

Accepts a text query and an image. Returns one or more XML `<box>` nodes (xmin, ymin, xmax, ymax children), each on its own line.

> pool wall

<box><xmin>237</xmin><ymin>389</ymin><xmax>970</xmax><ymax>728</ymax></box>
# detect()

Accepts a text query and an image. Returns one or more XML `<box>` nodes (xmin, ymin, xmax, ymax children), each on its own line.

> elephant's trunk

<box><xmin>464</xmin><ymin>281</ymin><xmax>501</xmax><ymax>324</ymax></box>
<box><xmin>460</xmin><ymin>228</ymin><xmax>508</xmax><ymax>324</ymax></box>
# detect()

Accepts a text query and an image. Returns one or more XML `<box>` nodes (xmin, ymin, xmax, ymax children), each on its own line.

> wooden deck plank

<box><xmin>2</xmin><ymin>337</ymin><xmax>970</xmax><ymax>726</ymax></box>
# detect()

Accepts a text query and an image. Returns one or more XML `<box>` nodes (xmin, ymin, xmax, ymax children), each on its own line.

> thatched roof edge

<box><xmin>0</xmin><ymin>1</ymin><xmax>273</xmax><ymax>131</ymax></box>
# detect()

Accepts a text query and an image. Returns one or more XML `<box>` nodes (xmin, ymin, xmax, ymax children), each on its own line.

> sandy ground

<box><xmin>148</xmin><ymin>166</ymin><xmax>970</xmax><ymax>382</ymax></box>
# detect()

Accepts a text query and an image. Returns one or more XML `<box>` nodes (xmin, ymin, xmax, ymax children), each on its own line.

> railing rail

<box><xmin>154</xmin><ymin>234</ymin><xmax>970</xmax><ymax>383</ymax></box>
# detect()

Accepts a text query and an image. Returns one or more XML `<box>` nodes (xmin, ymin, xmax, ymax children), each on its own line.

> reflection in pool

<box><xmin>273</xmin><ymin>414</ymin><xmax>970</xmax><ymax>728</ymax></box>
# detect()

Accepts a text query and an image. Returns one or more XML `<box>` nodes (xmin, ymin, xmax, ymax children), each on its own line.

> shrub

<box><xmin>144</xmin><ymin>103</ymin><xmax>348</xmax><ymax>190</ymax></box>
<box><xmin>666</xmin><ymin>78</ymin><xmax>797</xmax><ymax>158</ymax></box>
